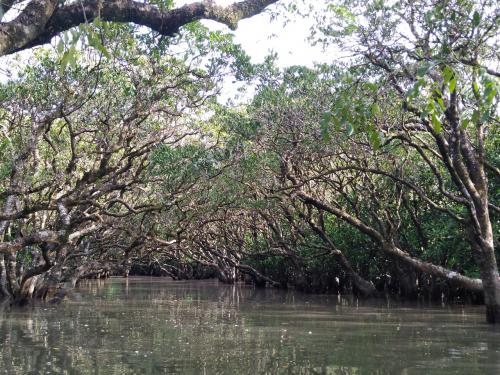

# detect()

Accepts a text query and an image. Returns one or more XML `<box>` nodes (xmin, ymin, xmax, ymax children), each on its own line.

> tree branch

<box><xmin>0</xmin><ymin>0</ymin><xmax>278</xmax><ymax>56</ymax></box>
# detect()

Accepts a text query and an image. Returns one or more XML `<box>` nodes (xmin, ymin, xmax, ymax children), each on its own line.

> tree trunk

<box><xmin>0</xmin><ymin>256</ymin><xmax>10</xmax><ymax>299</ymax></box>
<box><xmin>472</xmin><ymin>240</ymin><xmax>500</xmax><ymax>324</ymax></box>
<box><xmin>5</xmin><ymin>252</ymin><xmax>19</xmax><ymax>297</ymax></box>
<box><xmin>334</xmin><ymin>252</ymin><xmax>376</xmax><ymax>297</ymax></box>
<box><xmin>217</xmin><ymin>265</ymin><xmax>236</xmax><ymax>284</ymax></box>
<box><xmin>392</xmin><ymin>261</ymin><xmax>418</xmax><ymax>299</ymax></box>
<box><xmin>445</xmin><ymin>92</ymin><xmax>499</xmax><ymax>323</ymax></box>
<box><xmin>472</xmin><ymin>195</ymin><xmax>499</xmax><ymax>324</ymax></box>
<box><xmin>14</xmin><ymin>275</ymin><xmax>40</xmax><ymax>305</ymax></box>
<box><xmin>468</xmin><ymin>207</ymin><xmax>500</xmax><ymax>323</ymax></box>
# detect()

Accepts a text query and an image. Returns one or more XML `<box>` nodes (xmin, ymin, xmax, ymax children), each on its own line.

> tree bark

<box><xmin>0</xmin><ymin>256</ymin><xmax>10</xmax><ymax>298</ymax></box>
<box><xmin>5</xmin><ymin>251</ymin><xmax>19</xmax><ymax>297</ymax></box>
<box><xmin>392</xmin><ymin>260</ymin><xmax>418</xmax><ymax>299</ymax></box>
<box><xmin>471</xmin><ymin>236</ymin><xmax>500</xmax><ymax>324</ymax></box>
<box><xmin>444</xmin><ymin>92</ymin><xmax>500</xmax><ymax>323</ymax></box>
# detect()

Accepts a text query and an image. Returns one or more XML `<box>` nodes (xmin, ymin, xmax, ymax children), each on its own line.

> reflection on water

<box><xmin>1</xmin><ymin>277</ymin><xmax>499</xmax><ymax>374</ymax></box>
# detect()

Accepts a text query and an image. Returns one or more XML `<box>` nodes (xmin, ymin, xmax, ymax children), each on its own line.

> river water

<box><xmin>0</xmin><ymin>277</ymin><xmax>499</xmax><ymax>374</ymax></box>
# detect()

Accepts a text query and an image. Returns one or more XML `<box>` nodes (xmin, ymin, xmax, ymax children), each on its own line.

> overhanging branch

<box><xmin>0</xmin><ymin>0</ymin><xmax>279</xmax><ymax>56</ymax></box>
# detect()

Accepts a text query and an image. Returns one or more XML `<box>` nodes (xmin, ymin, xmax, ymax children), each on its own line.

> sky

<box><xmin>174</xmin><ymin>0</ymin><xmax>336</xmax><ymax>103</ymax></box>
<box><xmin>174</xmin><ymin>0</ymin><xmax>332</xmax><ymax>68</ymax></box>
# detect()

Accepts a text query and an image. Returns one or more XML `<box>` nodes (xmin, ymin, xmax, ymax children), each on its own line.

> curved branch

<box><xmin>288</xmin><ymin>176</ymin><xmax>484</xmax><ymax>293</ymax></box>
<box><xmin>0</xmin><ymin>0</ymin><xmax>278</xmax><ymax>56</ymax></box>
<box><xmin>0</xmin><ymin>0</ymin><xmax>59</xmax><ymax>56</ymax></box>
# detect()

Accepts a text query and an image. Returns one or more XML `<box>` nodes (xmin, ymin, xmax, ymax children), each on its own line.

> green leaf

<box><xmin>417</xmin><ymin>62</ymin><xmax>431</xmax><ymax>77</ymax></box>
<box><xmin>368</xmin><ymin>129</ymin><xmax>382</xmax><ymax>150</ymax></box>
<box><xmin>345</xmin><ymin>123</ymin><xmax>354</xmax><ymax>136</ymax></box>
<box><xmin>59</xmin><ymin>50</ymin><xmax>71</xmax><ymax>73</ymax></box>
<box><xmin>473</xmin><ymin>81</ymin><xmax>479</xmax><ymax>95</ymax></box>
<box><xmin>60</xmin><ymin>44</ymin><xmax>79</xmax><ymax>72</ymax></box>
<box><xmin>435</xmin><ymin>97</ymin><xmax>445</xmax><ymax>110</ymax></box>
<box><xmin>363</xmin><ymin>82</ymin><xmax>378</xmax><ymax>92</ymax></box>
<box><xmin>471</xmin><ymin>110</ymin><xmax>480</xmax><ymax>125</ymax></box>
<box><xmin>71</xmin><ymin>30</ymin><xmax>81</xmax><ymax>43</ymax></box>
<box><xmin>431</xmin><ymin>113</ymin><xmax>442</xmax><ymax>132</ymax></box>
<box><xmin>88</xmin><ymin>32</ymin><xmax>111</xmax><ymax>58</ymax></box>
<box><xmin>449</xmin><ymin>77</ymin><xmax>457</xmax><ymax>93</ymax></box>
<box><xmin>460</xmin><ymin>118</ymin><xmax>470</xmax><ymax>129</ymax></box>
<box><xmin>320</xmin><ymin>112</ymin><xmax>332</xmax><ymax>141</ymax></box>
<box><xmin>442</xmin><ymin>66</ymin><xmax>454</xmax><ymax>83</ymax></box>
<box><xmin>483</xmin><ymin>82</ymin><xmax>497</xmax><ymax>104</ymax></box>
<box><xmin>472</xmin><ymin>11</ymin><xmax>481</xmax><ymax>27</ymax></box>
<box><xmin>57</xmin><ymin>39</ymin><xmax>65</xmax><ymax>54</ymax></box>
<box><xmin>370</xmin><ymin>102</ymin><xmax>381</xmax><ymax>116</ymax></box>
<box><xmin>405</xmin><ymin>78</ymin><xmax>425</xmax><ymax>100</ymax></box>
<box><xmin>485</xmin><ymin>88</ymin><xmax>497</xmax><ymax>104</ymax></box>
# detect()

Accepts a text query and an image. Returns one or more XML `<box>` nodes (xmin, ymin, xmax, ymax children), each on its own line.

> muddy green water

<box><xmin>0</xmin><ymin>277</ymin><xmax>499</xmax><ymax>374</ymax></box>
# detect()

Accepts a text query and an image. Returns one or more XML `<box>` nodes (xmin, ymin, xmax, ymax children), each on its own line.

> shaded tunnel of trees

<box><xmin>0</xmin><ymin>0</ymin><xmax>498</xmax><ymax>323</ymax></box>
